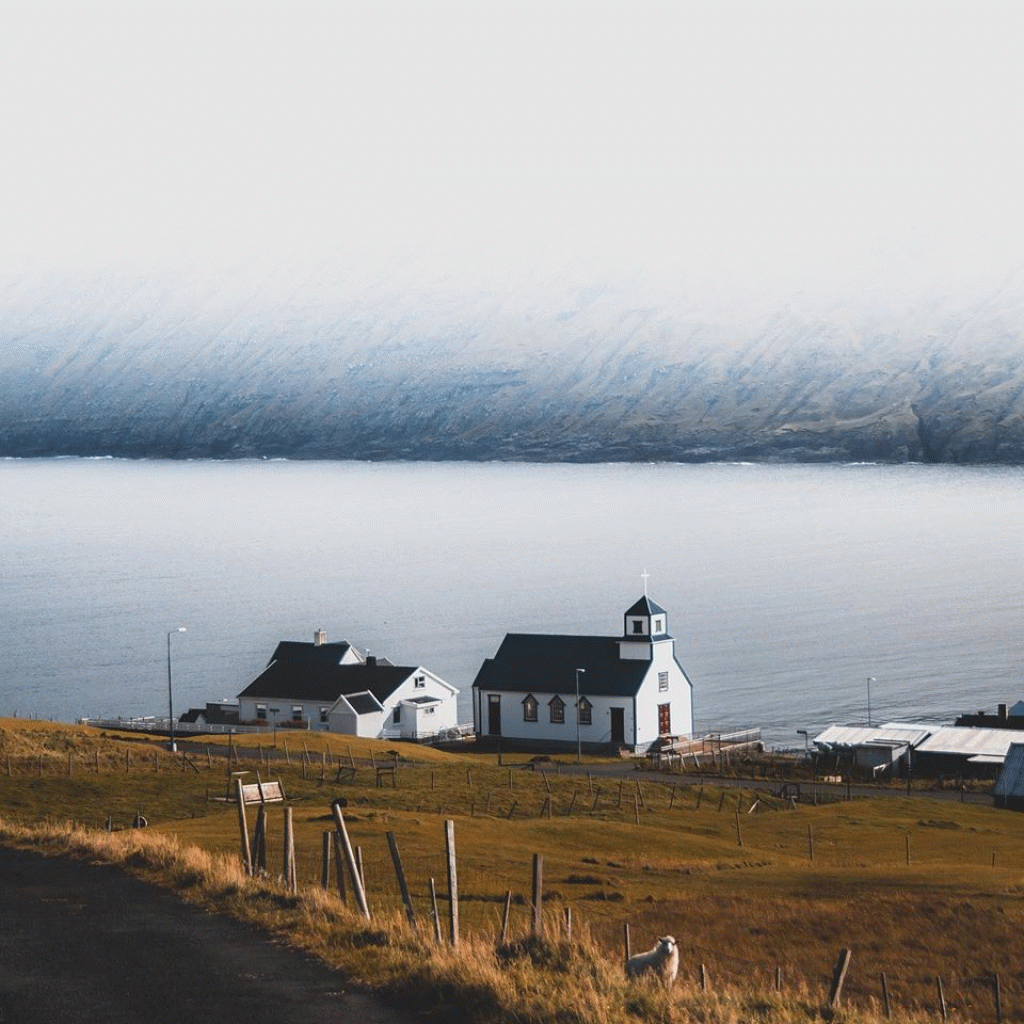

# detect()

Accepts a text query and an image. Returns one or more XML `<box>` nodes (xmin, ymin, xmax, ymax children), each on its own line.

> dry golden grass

<box><xmin>2</xmin><ymin>718</ymin><xmax>1023</xmax><ymax>1022</ymax></box>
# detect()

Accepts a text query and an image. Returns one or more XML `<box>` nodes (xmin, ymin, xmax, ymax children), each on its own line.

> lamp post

<box><xmin>797</xmin><ymin>728</ymin><xmax>809</xmax><ymax>752</ymax></box>
<box><xmin>575</xmin><ymin>668</ymin><xmax>585</xmax><ymax>763</ymax></box>
<box><xmin>167</xmin><ymin>627</ymin><xmax>186</xmax><ymax>752</ymax></box>
<box><xmin>867</xmin><ymin>676</ymin><xmax>875</xmax><ymax>727</ymax></box>
<box><xmin>270</xmin><ymin>707</ymin><xmax>280</xmax><ymax>746</ymax></box>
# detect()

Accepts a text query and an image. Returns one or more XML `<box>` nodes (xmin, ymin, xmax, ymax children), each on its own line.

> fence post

<box><xmin>235</xmin><ymin>777</ymin><xmax>252</xmax><ymax>875</ymax></box>
<box><xmin>499</xmin><ymin>890</ymin><xmax>512</xmax><ymax>945</ymax></box>
<box><xmin>993</xmin><ymin>973</ymin><xmax>1002</xmax><ymax>1024</ymax></box>
<box><xmin>332</xmin><ymin>831</ymin><xmax>346</xmax><ymax>902</ymax></box>
<box><xmin>429</xmin><ymin>877</ymin><xmax>442</xmax><ymax>943</ymax></box>
<box><xmin>445</xmin><ymin>819</ymin><xmax>459</xmax><ymax>948</ymax></box>
<box><xmin>564</xmin><ymin>906</ymin><xmax>573</xmax><ymax>943</ymax></box>
<box><xmin>936</xmin><ymin>977</ymin><xmax>948</xmax><ymax>1022</ymax></box>
<box><xmin>905</xmin><ymin>834</ymin><xmax>911</xmax><ymax>866</ymax></box>
<box><xmin>633</xmin><ymin>794</ymin><xmax>640</xmax><ymax>826</ymax></box>
<box><xmin>254</xmin><ymin>803</ymin><xmax>267</xmax><ymax>872</ymax></box>
<box><xmin>321</xmin><ymin>830</ymin><xmax>332</xmax><ymax>889</ymax></box>
<box><xmin>531</xmin><ymin>853</ymin><xmax>543</xmax><ymax>936</ymax></box>
<box><xmin>282</xmin><ymin>806</ymin><xmax>296</xmax><ymax>893</ymax></box>
<box><xmin>592</xmin><ymin>786</ymin><xmax>601</xmax><ymax>811</ymax></box>
<box><xmin>623</xmin><ymin>922</ymin><xmax>631</xmax><ymax>962</ymax></box>
<box><xmin>828</xmin><ymin>948</ymin><xmax>852</xmax><ymax>1008</ymax></box>
<box><xmin>734</xmin><ymin>809</ymin><xmax>743</xmax><ymax>847</ymax></box>
<box><xmin>880</xmin><ymin>971</ymin><xmax>892</xmax><ymax>1019</ymax></box>
<box><xmin>808</xmin><ymin>823</ymin><xmax>814</xmax><ymax>862</ymax></box>
<box><xmin>386</xmin><ymin>831</ymin><xmax>418</xmax><ymax>933</ymax></box>
<box><xmin>330</xmin><ymin>801</ymin><xmax>370</xmax><ymax>919</ymax></box>
<box><xmin>699</xmin><ymin>962</ymin><xmax>708</xmax><ymax>991</ymax></box>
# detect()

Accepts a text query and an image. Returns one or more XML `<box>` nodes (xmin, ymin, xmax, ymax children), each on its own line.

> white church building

<box><xmin>471</xmin><ymin>595</ymin><xmax>693</xmax><ymax>753</ymax></box>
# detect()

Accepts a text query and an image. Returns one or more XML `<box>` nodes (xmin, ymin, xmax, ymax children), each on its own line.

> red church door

<box><xmin>658</xmin><ymin>703</ymin><xmax>671</xmax><ymax>736</ymax></box>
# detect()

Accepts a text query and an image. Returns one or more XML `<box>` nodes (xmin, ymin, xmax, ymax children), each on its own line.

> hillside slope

<box><xmin>2</xmin><ymin>269</ymin><xmax>1021</xmax><ymax>463</ymax></box>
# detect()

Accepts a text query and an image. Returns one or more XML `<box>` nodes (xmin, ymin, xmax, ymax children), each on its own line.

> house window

<box><xmin>659</xmin><ymin>671</ymin><xmax>669</xmax><ymax>691</ymax></box>
<box><xmin>577</xmin><ymin>696</ymin><xmax>592</xmax><ymax>726</ymax></box>
<box><xmin>632</xmin><ymin>620</ymin><xmax>644</xmax><ymax>634</ymax></box>
<box><xmin>523</xmin><ymin>694</ymin><xmax>538</xmax><ymax>722</ymax></box>
<box><xmin>393</xmin><ymin>706</ymin><xmax>401</xmax><ymax>724</ymax></box>
<box><xmin>291</xmin><ymin>705</ymin><xmax>303</xmax><ymax>722</ymax></box>
<box><xmin>425</xmin><ymin>706</ymin><xmax>435</xmax><ymax>715</ymax></box>
<box><xmin>256</xmin><ymin>705</ymin><xmax>267</xmax><ymax>721</ymax></box>
<box><xmin>320</xmin><ymin>707</ymin><xmax>329</xmax><ymax>724</ymax></box>
<box><xmin>549</xmin><ymin>695</ymin><xmax>565</xmax><ymax>724</ymax></box>
<box><xmin>414</xmin><ymin>676</ymin><xmax>426</xmax><ymax>688</ymax></box>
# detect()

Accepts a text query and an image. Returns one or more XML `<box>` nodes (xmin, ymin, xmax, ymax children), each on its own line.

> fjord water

<box><xmin>1</xmin><ymin>459</ymin><xmax>1021</xmax><ymax>748</ymax></box>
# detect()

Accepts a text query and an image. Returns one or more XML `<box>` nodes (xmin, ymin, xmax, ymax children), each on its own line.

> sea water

<box><xmin>1</xmin><ymin>458</ymin><xmax>1021</xmax><ymax>748</ymax></box>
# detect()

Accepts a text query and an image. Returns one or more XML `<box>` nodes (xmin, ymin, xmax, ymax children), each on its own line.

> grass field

<box><xmin>2</xmin><ymin>718</ymin><xmax>1022</xmax><ymax>1023</ymax></box>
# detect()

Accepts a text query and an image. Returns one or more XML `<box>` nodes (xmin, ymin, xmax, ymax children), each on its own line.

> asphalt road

<box><xmin>0</xmin><ymin>846</ymin><xmax>414</xmax><ymax>1024</ymax></box>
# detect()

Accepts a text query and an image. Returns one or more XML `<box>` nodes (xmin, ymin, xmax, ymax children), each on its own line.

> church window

<box><xmin>522</xmin><ymin>694</ymin><xmax>538</xmax><ymax>722</ymax></box>
<box><xmin>578</xmin><ymin>697</ymin><xmax>592</xmax><ymax>726</ymax></box>
<box><xmin>549</xmin><ymin>695</ymin><xmax>565</xmax><ymax>724</ymax></box>
<box><xmin>654</xmin><ymin>618</ymin><xmax>663</xmax><ymax>632</ymax></box>
<box><xmin>659</xmin><ymin>671</ymin><xmax>669</xmax><ymax>691</ymax></box>
<box><xmin>632</xmin><ymin>620</ymin><xmax>644</xmax><ymax>634</ymax></box>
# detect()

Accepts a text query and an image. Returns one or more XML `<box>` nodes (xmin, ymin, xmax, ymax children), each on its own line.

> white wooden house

<box><xmin>236</xmin><ymin>631</ymin><xmax>459</xmax><ymax>740</ymax></box>
<box><xmin>471</xmin><ymin>596</ymin><xmax>693</xmax><ymax>753</ymax></box>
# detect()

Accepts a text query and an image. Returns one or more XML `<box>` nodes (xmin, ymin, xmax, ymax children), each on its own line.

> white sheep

<box><xmin>625</xmin><ymin>934</ymin><xmax>679</xmax><ymax>986</ymax></box>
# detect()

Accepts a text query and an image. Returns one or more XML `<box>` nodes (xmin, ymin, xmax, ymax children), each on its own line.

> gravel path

<box><xmin>0</xmin><ymin>845</ymin><xmax>415</xmax><ymax>1024</ymax></box>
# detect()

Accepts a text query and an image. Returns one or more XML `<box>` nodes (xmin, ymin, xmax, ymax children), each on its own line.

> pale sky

<box><xmin>1</xmin><ymin>0</ymin><xmax>1022</xmax><ymax>301</ymax></box>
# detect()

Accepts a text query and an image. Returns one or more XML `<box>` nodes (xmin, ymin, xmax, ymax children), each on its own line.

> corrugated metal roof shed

<box><xmin>812</xmin><ymin>724</ymin><xmax>933</xmax><ymax>749</ymax></box>
<box><xmin>993</xmin><ymin>743</ymin><xmax>1024</xmax><ymax>799</ymax></box>
<box><xmin>914</xmin><ymin>726</ymin><xmax>1019</xmax><ymax>760</ymax></box>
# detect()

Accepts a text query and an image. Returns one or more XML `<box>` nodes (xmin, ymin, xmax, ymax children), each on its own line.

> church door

<box><xmin>488</xmin><ymin>694</ymin><xmax>502</xmax><ymax>735</ymax></box>
<box><xmin>610</xmin><ymin>707</ymin><xmax>625</xmax><ymax>744</ymax></box>
<box><xmin>658</xmin><ymin>703</ymin><xmax>671</xmax><ymax>736</ymax></box>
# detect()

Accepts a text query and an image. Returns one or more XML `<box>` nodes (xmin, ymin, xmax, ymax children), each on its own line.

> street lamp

<box><xmin>797</xmin><ymin>728</ymin><xmax>809</xmax><ymax>752</ymax></box>
<box><xmin>575</xmin><ymin>668</ymin><xmax>585</xmax><ymax>763</ymax></box>
<box><xmin>867</xmin><ymin>676</ymin><xmax>875</xmax><ymax>727</ymax></box>
<box><xmin>270</xmin><ymin>707</ymin><xmax>280</xmax><ymax>746</ymax></box>
<box><xmin>167</xmin><ymin>627</ymin><xmax>186</xmax><ymax>752</ymax></box>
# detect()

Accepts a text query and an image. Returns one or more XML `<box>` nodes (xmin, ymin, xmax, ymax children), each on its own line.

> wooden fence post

<box><xmin>564</xmin><ymin>906</ymin><xmax>573</xmax><ymax>942</ymax></box>
<box><xmin>734</xmin><ymin>809</ymin><xmax>743</xmax><ymax>847</ymax></box>
<box><xmin>321</xmin><ymin>830</ymin><xmax>332</xmax><ymax>889</ymax></box>
<box><xmin>699</xmin><ymin>962</ymin><xmax>708</xmax><ymax>991</ymax></box>
<box><xmin>936</xmin><ymin>977</ymin><xmax>948</xmax><ymax>1022</ymax></box>
<box><xmin>531</xmin><ymin>853</ymin><xmax>544</xmax><ymax>936</ymax></box>
<box><xmin>387</xmin><ymin>831</ymin><xmax>418</xmax><ymax>932</ymax></box>
<box><xmin>808</xmin><ymin>823</ymin><xmax>814</xmax><ymax>862</ymax></box>
<box><xmin>634</xmin><ymin>794</ymin><xmax>640</xmax><ymax>826</ymax></box>
<box><xmin>880</xmin><ymin>971</ymin><xmax>892</xmax><ymax>1019</ymax></box>
<box><xmin>282</xmin><ymin>806</ymin><xmax>296</xmax><ymax>893</ymax></box>
<box><xmin>695</xmin><ymin>786</ymin><xmax>703</xmax><ymax>810</ymax></box>
<box><xmin>669</xmin><ymin>785</ymin><xmax>676</xmax><ymax>809</ymax></box>
<box><xmin>429</xmin><ymin>877</ymin><xmax>442</xmax><ymax>943</ymax></box>
<box><xmin>829</xmin><ymin>949</ymin><xmax>852</xmax><ymax>1008</ymax></box>
<box><xmin>332</xmin><ymin>831</ymin><xmax>346</xmax><ymax>902</ymax></box>
<box><xmin>330</xmin><ymin>801</ymin><xmax>370</xmax><ymax>919</ymax></box>
<box><xmin>623</xmin><ymin>922</ymin><xmax>631</xmax><ymax>962</ymax></box>
<box><xmin>499</xmin><ymin>890</ymin><xmax>513</xmax><ymax>945</ymax></box>
<box><xmin>592</xmin><ymin>786</ymin><xmax>601</xmax><ymax>811</ymax></box>
<box><xmin>235</xmin><ymin>778</ymin><xmax>252</xmax><ymax>875</ymax></box>
<box><xmin>906</xmin><ymin>834</ymin><xmax>911</xmax><ymax>866</ymax></box>
<box><xmin>993</xmin><ymin>972</ymin><xmax>1003</xmax><ymax>1024</ymax></box>
<box><xmin>254</xmin><ymin>803</ymin><xmax>267</xmax><ymax>872</ymax></box>
<box><xmin>566</xmin><ymin>789</ymin><xmax>578</xmax><ymax>816</ymax></box>
<box><xmin>445</xmin><ymin>820</ymin><xmax>459</xmax><ymax>947</ymax></box>
<box><xmin>635</xmin><ymin>779</ymin><xmax>644</xmax><ymax>808</ymax></box>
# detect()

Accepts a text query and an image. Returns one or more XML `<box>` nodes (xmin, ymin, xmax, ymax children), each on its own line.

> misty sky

<box><xmin>2</xmin><ymin>0</ymin><xmax>1022</xmax><ymax>304</ymax></box>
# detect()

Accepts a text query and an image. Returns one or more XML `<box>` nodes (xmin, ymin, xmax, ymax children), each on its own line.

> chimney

<box><xmin>314</xmin><ymin>629</ymin><xmax>327</xmax><ymax>646</ymax></box>
<box><xmin>366</xmin><ymin>652</ymin><xmax>377</xmax><ymax>667</ymax></box>
<box><xmin>999</xmin><ymin>703</ymin><xmax>1007</xmax><ymax>720</ymax></box>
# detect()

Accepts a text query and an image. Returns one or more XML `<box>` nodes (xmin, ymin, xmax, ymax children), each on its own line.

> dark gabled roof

<box><xmin>266</xmin><ymin>640</ymin><xmax>357</xmax><ymax>667</ymax></box>
<box><xmin>625</xmin><ymin>595</ymin><xmax>667</xmax><ymax>618</ymax></box>
<box><xmin>472</xmin><ymin>634</ymin><xmax>649</xmax><ymax>697</ymax></box>
<box><xmin>238</xmin><ymin>661</ymin><xmax>414</xmax><ymax>704</ymax></box>
<box><xmin>345</xmin><ymin>692</ymin><xmax>384</xmax><ymax>715</ymax></box>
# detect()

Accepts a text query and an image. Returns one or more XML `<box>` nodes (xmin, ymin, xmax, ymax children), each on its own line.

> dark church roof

<box><xmin>472</xmin><ymin>634</ymin><xmax>650</xmax><ymax>698</ymax></box>
<box><xmin>624</xmin><ymin>596</ymin><xmax>667</xmax><ymax>618</ymax></box>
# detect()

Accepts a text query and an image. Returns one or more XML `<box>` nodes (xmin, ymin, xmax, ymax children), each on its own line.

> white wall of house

<box><xmin>329</xmin><ymin>703</ymin><xmax>385</xmax><ymax>738</ymax></box>
<box><xmin>239</xmin><ymin>696</ymin><xmax>337</xmax><ymax>730</ymax></box>
<box><xmin>633</xmin><ymin>641</ymin><xmax>693</xmax><ymax>748</ymax></box>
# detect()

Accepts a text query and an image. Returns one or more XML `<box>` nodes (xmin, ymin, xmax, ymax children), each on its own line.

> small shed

<box><xmin>993</xmin><ymin>743</ymin><xmax>1024</xmax><ymax>811</ymax></box>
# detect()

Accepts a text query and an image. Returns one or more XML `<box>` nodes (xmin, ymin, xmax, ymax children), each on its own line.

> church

<box><xmin>471</xmin><ymin>595</ymin><xmax>693</xmax><ymax>753</ymax></box>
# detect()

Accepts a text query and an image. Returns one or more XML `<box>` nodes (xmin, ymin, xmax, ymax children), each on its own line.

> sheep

<box><xmin>625</xmin><ymin>934</ymin><xmax>679</xmax><ymax>986</ymax></box>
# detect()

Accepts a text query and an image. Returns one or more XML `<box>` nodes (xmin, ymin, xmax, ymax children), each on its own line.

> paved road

<box><xmin>0</xmin><ymin>846</ymin><xmax>414</xmax><ymax>1024</ymax></box>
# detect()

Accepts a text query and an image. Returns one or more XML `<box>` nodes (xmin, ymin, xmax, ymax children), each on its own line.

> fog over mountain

<box><xmin>2</xmin><ymin>263</ymin><xmax>1021</xmax><ymax>464</ymax></box>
